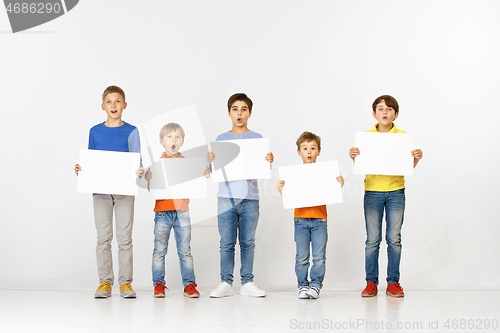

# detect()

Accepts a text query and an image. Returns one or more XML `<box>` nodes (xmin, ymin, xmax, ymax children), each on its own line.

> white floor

<box><xmin>0</xmin><ymin>289</ymin><xmax>499</xmax><ymax>333</ymax></box>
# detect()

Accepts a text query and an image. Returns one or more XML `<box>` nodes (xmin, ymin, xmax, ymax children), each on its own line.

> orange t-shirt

<box><xmin>294</xmin><ymin>205</ymin><xmax>327</xmax><ymax>219</ymax></box>
<box><xmin>153</xmin><ymin>152</ymin><xmax>190</xmax><ymax>212</ymax></box>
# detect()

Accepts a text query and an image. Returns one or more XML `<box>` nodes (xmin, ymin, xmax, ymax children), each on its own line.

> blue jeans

<box><xmin>294</xmin><ymin>218</ymin><xmax>327</xmax><ymax>289</ymax></box>
<box><xmin>217</xmin><ymin>198</ymin><xmax>259</xmax><ymax>285</ymax></box>
<box><xmin>364</xmin><ymin>189</ymin><xmax>405</xmax><ymax>285</ymax></box>
<box><xmin>152</xmin><ymin>210</ymin><xmax>196</xmax><ymax>287</ymax></box>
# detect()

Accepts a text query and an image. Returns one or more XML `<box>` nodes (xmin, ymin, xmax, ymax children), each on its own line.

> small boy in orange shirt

<box><xmin>278</xmin><ymin>131</ymin><xmax>344</xmax><ymax>299</ymax></box>
<box><xmin>145</xmin><ymin>122</ymin><xmax>201</xmax><ymax>298</ymax></box>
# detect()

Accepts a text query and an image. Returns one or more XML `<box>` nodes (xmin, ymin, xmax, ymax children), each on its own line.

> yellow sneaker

<box><xmin>94</xmin><ymin>281</ymin><xmax>111</xmax><ymax>298</ymax></box>
<box><xmin>120</xmin><ymin>283</ymin><xmax>136</xmax><ymax>298</ymax></box>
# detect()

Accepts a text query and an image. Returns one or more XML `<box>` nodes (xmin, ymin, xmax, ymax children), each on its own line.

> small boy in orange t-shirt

<box><xmin>278</xmin><ymin>131</ymin><xmax>344</xmax><ymax>299</ymax></box>
<box><xmin>145</xmin><ymin>122</ymin><xmax>205</xmax><ymax>299</ymax></box>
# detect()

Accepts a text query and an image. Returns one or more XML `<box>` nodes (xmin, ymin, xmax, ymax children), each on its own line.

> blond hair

<box><xmin>159</xmin><ymin>122</ymin><xmax>185</xmax><ymax>139</ymax></box>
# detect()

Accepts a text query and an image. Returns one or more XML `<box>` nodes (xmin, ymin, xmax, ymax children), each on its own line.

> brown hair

<box><xmin>296</xmin><ymin>131</ymin><xmax>321</xmax><ymax>150</ymax></box>
<box><xmin>159</xmin><ymin>122</ymin><xmax>185</xmax><ymax>139</ymax></box>
<box><xmin>372</xmin><ymin>95</ymin><xmax>399</xmax><ymax>113</ymax></box>
<box><xmin>227</xmin><ymin>93</ymin><xmax>253</xmax><ymax>112</ymax></box>
<box><xmin>102</xmin><ymin>85</ymin><xmax>126</xmax><ymax>103</ymax></box>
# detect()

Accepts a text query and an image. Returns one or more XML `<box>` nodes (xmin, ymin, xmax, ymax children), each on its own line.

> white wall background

<box><xmin>1</xmin><ymin>0</ymin><xmax>499</xmax><ymax>291</ymax></box>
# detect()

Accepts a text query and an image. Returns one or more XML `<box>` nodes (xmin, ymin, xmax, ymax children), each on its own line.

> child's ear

<box><xmin>297</xmin><ymin>149</ymin><xmax>301</xmax><ymax>156</ymax></box>
<box><xmin>318</xmin><ymin>149</ymin><xmax>321</xmax><ymax>156</ymax></box>
<box><xmin>123</xmin><ymin>102</ymin><xmax>127</xmax><ymax>109</ymax></box>
<box><xmin>394</xmin><ymin>112</ymin><xmax>399</xmax><ymax>120</ymax></box>
<box><xmin>372</xmin><ymin>111</ymin><xmax>377</xmax><ymax>119</ymax></box>
<box><xmin>159</xmin><ymin>138</ymin><xmax>164</xmax><ymax>146</ymax></box>
<box><xmin>101</xmin><ymin>104</ymin><xmax>105</xmax><ymax>111</ymax></box>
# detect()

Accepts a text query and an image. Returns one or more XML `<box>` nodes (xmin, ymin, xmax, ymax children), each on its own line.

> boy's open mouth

<box><xmin>171</xmin><ymin>145</ymin><xmax>176</xmax><ymax>151</ymax></box>
<box><xmin>237</xmin><ymin>118</ymin><xmax>242</xmax><ymax>123</ymax></box>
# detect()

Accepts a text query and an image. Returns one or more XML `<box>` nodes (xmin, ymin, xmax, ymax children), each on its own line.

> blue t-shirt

<box><xmin>216</xmin><ymin>130</ymin><xmax>262</xmax><ymax>200</ymax></box>
<box><xmin>88</xmin><ymin>122</ymin><xmax>141</xmax><ymax>154</ymax></box>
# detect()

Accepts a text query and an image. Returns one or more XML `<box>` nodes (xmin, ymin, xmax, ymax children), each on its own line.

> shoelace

<box><xmin>185</xmin><ymin>284</ymin><xmax>198</xmax><ymax>293</ymax></box>
<box><xmin>121</xmin><ymin>283</ymin><xmax>132</xmax><ymax>292</ymax></box>
<box><xmin>97</xmin><ymin>282</ymin><xmax>110</xmax><ymax>291</ymax></box>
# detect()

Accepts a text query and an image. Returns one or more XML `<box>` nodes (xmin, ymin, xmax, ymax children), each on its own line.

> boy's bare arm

<box><xmin>145</xmin><ymin>168</ymin><xmax>152</xmax><ymax>191</ymax></box>
<box><xmin>412</xmin><ymin>149</ymin><xmax>423</xmax><ymax>168</ymax></box>
<box><xmin>349</xmin><ymin>147</ymin><xmax>360</xmax><ymax>161</ymax></box>
<box><xmin>74</xmin><ymin>164</ymin><xmax>81</xmax><ymax>176</ymax></box>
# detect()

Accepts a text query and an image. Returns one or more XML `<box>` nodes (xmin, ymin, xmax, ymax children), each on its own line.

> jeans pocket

<box><xmin>178</xmin><ymin>210</ymin><xmax>190</xmax><ymax>219</ymax></box>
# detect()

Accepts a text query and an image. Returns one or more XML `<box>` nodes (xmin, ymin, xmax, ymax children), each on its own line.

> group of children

<box><xmin>75</xmin><ymin>86</ymin><xmax>423</xmax><ymax>300</ymax></box>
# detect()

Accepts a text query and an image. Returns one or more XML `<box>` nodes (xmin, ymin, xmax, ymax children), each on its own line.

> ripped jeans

<box><xmin>152</xmin><ymin>210</ymin><xmax>196</xmax><ymax>287</ymax></box>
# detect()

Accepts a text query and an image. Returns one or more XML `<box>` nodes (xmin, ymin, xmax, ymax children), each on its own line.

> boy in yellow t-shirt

<box><xmin>278</xmin><ymin>131</ymin><xmax>344</xmax><ymax>299</ymax></box>
<box><xmin>350</xmin><ymin>95</ymin><xmax>423</xmax><ymax>298</ymax></box>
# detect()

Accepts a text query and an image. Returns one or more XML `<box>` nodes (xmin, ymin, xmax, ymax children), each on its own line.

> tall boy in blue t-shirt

<box><xmin>209</xmin><ymin>93</ymin><xmax>273</xmax><ymax>298</ymax></box>
<box><xmin>75</xmin><ymin>86</ymin><xmax>144</xmax><ymax>298</ymax></box>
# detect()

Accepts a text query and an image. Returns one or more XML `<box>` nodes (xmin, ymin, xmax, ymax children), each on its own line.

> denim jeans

<box><xmin>152</xmin><ymin>210</ymin><xmax>196</xmax><ymax>287</ymax></box>
<box><xmin>294</xmin><ymin>218</ymin><xmax>327</xmax><ymax>289</ymax></box>
<box><xmin>364</xmin><ymin>189</ymin><xmax>405</xmax><ymax>285</ymax></box>
<box><xmin>217</xmin><ymin>198</ymin><xmax>259</xmax><ymax>285</ymax></box>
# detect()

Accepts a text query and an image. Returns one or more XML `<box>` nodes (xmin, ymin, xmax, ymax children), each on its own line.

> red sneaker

<box><xmin>184</xmin><ymin>283</ymin><xmax>200</xmax><ymax>298</ymax></box>
<box><xmin>361</xmin><ymin>281</ymin><xmax>378</xmax><ymax>297</ymax></box>
<box><xmin>154</xmin><ymin>281</ymin><xmax>167</xmax><ymax>298</ymax></box>
<box><xmin>386</xmin><ymin>283</ymin><xmax>404</xmax><ymax>298</ymax></box>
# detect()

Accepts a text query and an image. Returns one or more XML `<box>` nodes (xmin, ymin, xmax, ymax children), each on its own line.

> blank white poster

<box><xmin>210</xmin><ymin>138</ymin><xmax>271</xmax><ymax>182</ymax></box>
<box><xmin>77</xmin><ymin>149</ymin><xmax>141</xmax><ymax>196</ymax></box>
<box><xmin>147</xmin><ymin>158</ymin><xmax>207</xmax><ymax>199</ymax></box>
<box><xmin>278</xmin><ymin>160</ymin><xmax>343</xmax><ymax>209</ymax></box>
<box><xmin>142</xmin><ymin>105</ymin><xmax>206</xmax><ymax>164</ymax></box>
<box><xmin>354</xmin><ymin>132</ymin><xmax>415</xmax><ymax>176</ymax></box>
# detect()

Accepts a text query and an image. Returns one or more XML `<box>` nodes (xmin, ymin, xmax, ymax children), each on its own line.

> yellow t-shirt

<box><xmin>364</xmin><ymin>124</ymin><xmax>407</xmax><ymax>192</ymax></box>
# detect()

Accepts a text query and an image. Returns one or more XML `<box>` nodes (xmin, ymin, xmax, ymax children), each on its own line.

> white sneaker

<box><xmin>298</xmin><ymin>287</ymin><xmax>310</xmax><ymax>299</ymax></box>
<box><xmin>305</xmin><ymin>286</ymin><xmax>320</xmax><ymax>299</ymax></box>
<box><xmin>240</xmin><ymin>282</ymin><xmax>266</xmax><ymax>297</ymax></box>
<box><xmin>210</xmin><ymin>282</ymin><xmax>233</xmax><ymax>298</ymax></box>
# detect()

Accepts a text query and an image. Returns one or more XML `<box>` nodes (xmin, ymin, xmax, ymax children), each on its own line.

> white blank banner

<box><xmin>279</xmin><ymin>160</ymin><xmax>343</xmax><ymax>209</ymax></box>
<box><xmin>211</xmin><ymin>138</ymin><xmax>271</xmax><ymax>182</ymax></box>
<box><xmin>354</xmin><ymin>132</ymin><xmax>414</xmax><ymax>176</ymax></box>
<box><xmin>77</xmin><ymin>149</ymin><xmax>141</xmax><ymax>196</ymax></box>
<box><xmin>147</xmin><ymin>158</ymin><xmax>207</xmax><ymax>199</ymax></box>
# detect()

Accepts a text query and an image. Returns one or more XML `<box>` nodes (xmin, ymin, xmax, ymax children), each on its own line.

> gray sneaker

<box><xmin>120</xmin><ymin>283</ymin><xmax>136</xmax><ymax>298</ymax></box>
<box><xmin>94</xmin><ymin>281</ymin><xmax>111</xmax><ymax>298</ymax></box>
